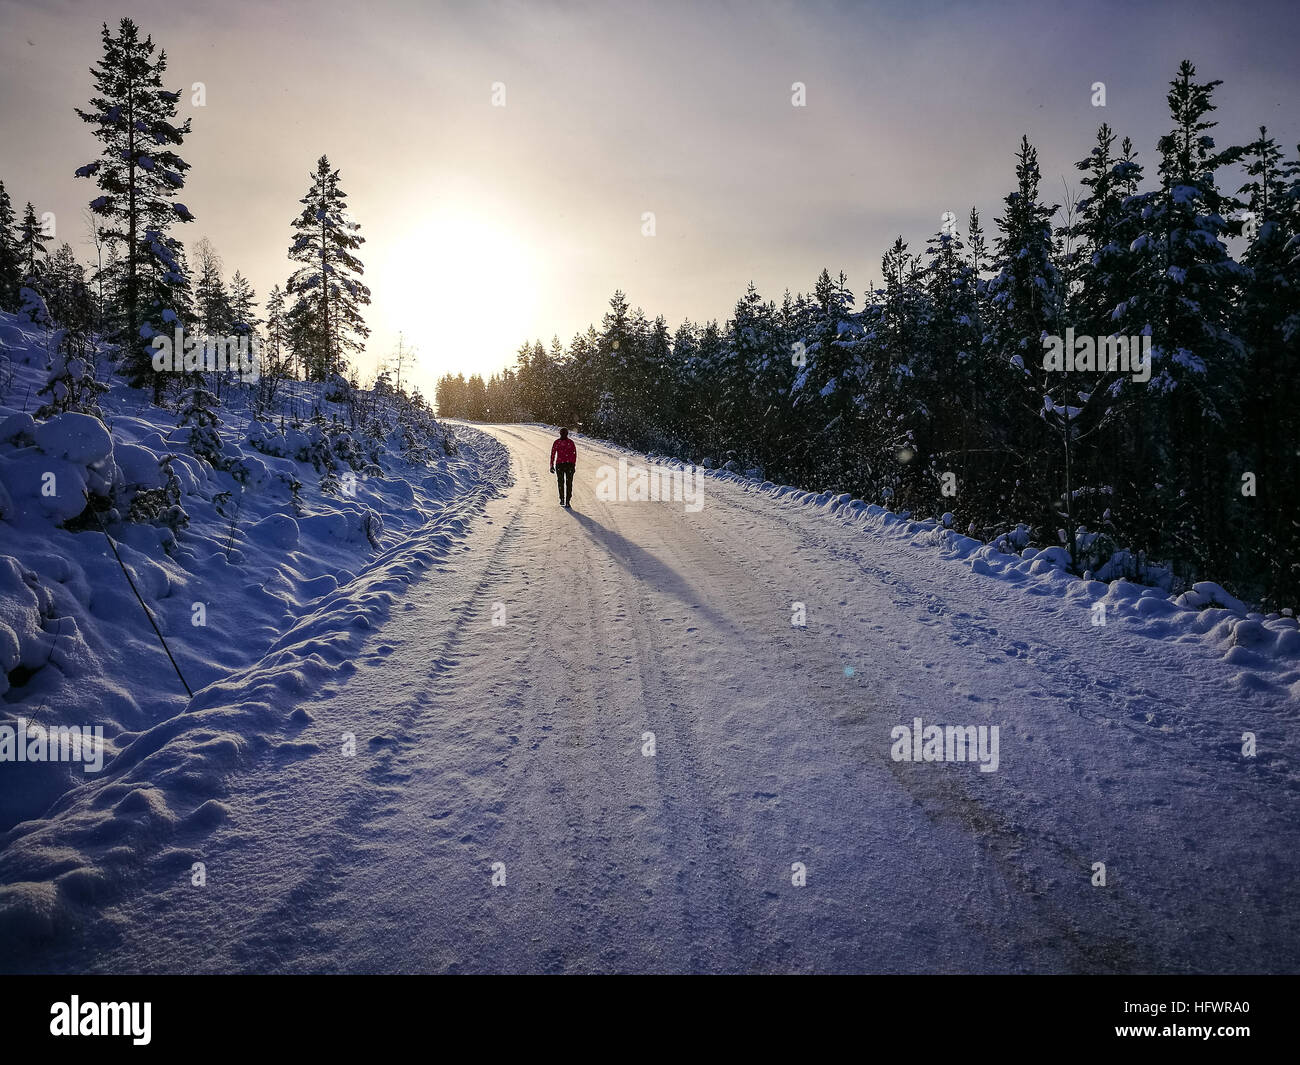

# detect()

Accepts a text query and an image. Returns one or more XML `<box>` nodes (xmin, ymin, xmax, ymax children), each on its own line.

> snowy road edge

<box><xmin>0</xmin><ymin>424</ymin><xmax>513</xmax><ymax>959</ymax></box>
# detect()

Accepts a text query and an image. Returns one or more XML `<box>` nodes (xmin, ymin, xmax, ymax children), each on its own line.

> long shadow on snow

<box><xmin>565</xmin><ymin>508</ymin><xmax>734</xmax><ymax>635</ymax></box>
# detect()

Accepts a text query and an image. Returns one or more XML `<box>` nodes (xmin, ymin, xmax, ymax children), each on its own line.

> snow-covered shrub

<box><xmin>35</xmin><ymin>352</ymin><xmax>107</xmax><ymax>418</ymax></box>
<box><xmin>329</xmin><ymin>429</ymin><xmax>367</xmax><ymax>471</ymax></box>
<box><xmin>318</xmin><ymin>466</ymin><xmax>342</xmax><ymax>497</ymax></box>
<box><xmin>0</xmin><ymin>411</ymin><xmax>119</xmax><ymax>526</ymax></box>
<box><xmin>125</xmin><ymin>454</ymin><xmax>188</xmax><ymax>533</ymax></box>
<box><xmin>324</xmin><ymin>373</ymin><xmax>351</xmax><ymax>403</ymax></box>
<box><xmin>991</xmin><ymin>523</ymin><xmax>1033</xmax><ymax>554</ymax></box>
<box><xmin>1175</xmin><ymin>582</ymin><xmax>1249</xmax><ymax>614</ymax></box>
<box><xmin>17</xmin><ymin>285</ymin><xmax>50</xmax><ymax>327</ymax></box>
<box><xmin>177</xmin><ymin>381</ymin><xmax>224</xmax><ymax>467</ymax></box>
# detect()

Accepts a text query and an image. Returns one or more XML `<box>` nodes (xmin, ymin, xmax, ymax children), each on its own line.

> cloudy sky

<box><xmin>2</xmin><ymin>0</ymin><xmax>1297</xmax><ymax>394</ymax></box>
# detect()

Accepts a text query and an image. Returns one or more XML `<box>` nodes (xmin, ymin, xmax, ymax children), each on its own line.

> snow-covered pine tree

<box><xmin>227</xmin><ymin>271</ymin><xmax>260</xmax><ymax>397</ymax></box>
<box><xmin>865</xmin><ymin>238</ymin><xmax>929</xmax><ymax>505</ymax></box>
<box><xmin>986</xmin><ymin>135</ymin><xmax>1062</xmax><ymax>533</ymax></box>
<box><xmin>1234</xmin><ymin>128</ymin><xmax>1300</xmax><ymax>604</ymax></box>
<box><xmin>1072</xmin><ymin>126</ymin><xmax>1136</xmax><ymax>333</ymax></box>
<box><xmin>1113</xmin><ymin>60</ymin><xmax>1246</xmax><ymax>576</ymax></box>
<box><xmin>43</xmin><ymin>244</ymin><xmax>97</xmax><ymax>360</ymax></box>
<box><xmin>126</xmin><ymin>452</ymin><xmax>188</xmax><ymax>534</ymax></box>
<box><xmin>790</xmin><ymin>268</ymin><xmax>858</xmax><ymax>489</ymax></box>
<box><xmin>522</xmin><ymin>338</ymin><xmax>556</xmax><ymax>422</ymax></box>
<box><xmin>0</xmin><ymin>181</ymin><xmax>20</xmax><ymax>312</ymax></box>
<box><xmin>16</xmin><ymin>202</ymin><xmax>50</xmax><ymax>282</ymax></box>
<box><xmin>17</xmin><ymin>285</ymin><xmax>51</xmax><ymax>327</ymax></box>
<box><xmin>16</xmin><ymin>202</ymin><xmax>53</xmax><ymax>327</ymax></box>
<box><xmin>718</xmin><ymin>283</ymin><xmax>768</xmax><ymax>462</ymax></box>
<box><xmin>685</xmin><ymin>320</ymin><xmax>726</xmax><ymax>460</ymax></box>
<box><xmin>666</xmin><ymin>320</ymin><xmax>701</xmax><ymax>444</ymax></box>
<box><xmin>527</xmin><ymin>339</ymin><xmax>548</xmax><ymax>421</ymax></box>
<box><xmin>589</xmin><ymin>291</ymin><xmax>633</xmax><ymax>437</ymax></box>
<box><xmin>623</xmin><ymin>306</ymin><xmax>655</xmax><ymax>432</ymax></box>
<box><xmin>286</xmin><ymin>156</ymin><xmax>371</xmax><ymax>381</ymax></box>
<box><xmin>144</xmin><ymin>232</ymin><xmax>193</xmax><ymax>406</ymax></box>
<box><xmin>228</xmin><ymin>273</ymin><xmax>258</xmax><ymax>336</ymax></box>
<box><xmin>1073</xmin><ymin>133</ymin><xmax>1153</xmax><ymax>553</ymax></box>
<box><xmin>16</xmin><ymin>206</ymin><xmax>52</xmax><ymax>327</ymax></box>
<box><xmin>954</xmin><ymin>206</ymin><xmax>1002</xmax><ymax>529</ymax></box>
<box><xmin>745</xmin><ymin>296</ymin><xmax>790</xmax><ymax>477</ymax></box>
<box><xmin>512</xmin><ymin>340</ymin><xmax>538</xmax><ymax>418</ymax></box>
<box><xmin>193</xmin><ymin>237</ymin><xmax>231</xmax><ymax>339</ymax></box>
<box><xmin>434</xmin><ymin>372</ymin><xmax>470</xmax><ymax>420</ymax></box>
<box><xmin>544</xmin><ymin>335</ymin><xmax>566</xmax><ymax>422</ymax></box>
<box><xmin>578</xmin><ymin>323</ymin><xmax>603</xmax><ymax>428</ymax></box>
<box><xmin>464</xmin><ymin>374</ymin><xmax>488</xmax><ymax>420</ymax></box>
<box><xmin>93</xmin><ymin>237</ymin><xmax>125</xmax><ymax>338</ymax></box>
<box><xmin>44</xmin><ymin>244</ymin><xmax>86</xmax><ymax>322</ymax></box>
<box><xmin>265</xmin><ymin>283</ymin><xmax>288</xmax><ymax>377</ymax></box>
<box><xmin>923</xmin><ymin>217</ymin><xmax>981</xmax><ymax>513</ymax></box>
<box><xmin>177</xmin><ymin>376</ymin><xmax>224</xmax><ymax>467</ymax></box>
<box><xmin>641</xmin><ymin>314</ymin><xmax>673</xmax><ymax>443</ymax></box>
<box><xmin>1048</xmin><ymin>173</ymin><xmax>1118</xmax><ymax>568</ymax></box>
<box><xmin>75</xmin><ymin>17</ymin><xmax>196</xmax><ymax>402</ymax></box>
<box><xmin>747</xmin><ymin>292</ymin><xmax>804</xmax><ymax>477</ymax></box>
<box><xmin>36</xmin><ymin>350</ymin><xmax>108</xmax><ymax>418</ymax></box>
<box><xmin>483</xmin><ymin>367</ymin><xmax>515</xmax><ymax>421</ymax></box>
<box><xmin>1061</xmin><ymin>127</ymin><xmax>1148</xmax><ymax>524</ymax></box>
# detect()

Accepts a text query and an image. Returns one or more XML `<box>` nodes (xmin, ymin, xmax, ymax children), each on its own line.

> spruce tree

<box><xmin>923</xmin><ymin>217</ymin><xmax>980</xmax><ymax>512</ymax></box>
<box><xmin>177</xmin><ymin>378</ymin><xmax>223</xmax><ymax>466</ymax></box>
<box><xmin>868</xmin><ymin>239</ymin><xmax>928</xmax><ymax>505</ymax></box>
<box><xmin>75</xmin><ymin>18</ymin><xmax>195</xmax><ymax>402</ymax></box>
<box><xmin>36</xmin><ymin>350</ymin><xmax>107</xmax><ymax>418</ymax></box>
<box><xmin>286</xmin><ymin>155</ymin><xmax>371</xmax><ymax>381</ymax></box>
<box><xmin>193</xmin><ymin>237</ymin><xmax>231</xmax><ymax>338</ymax></box>
<box><xmin>1235</xmin><ymin>128</ymin><xmax>1300</xmax><ymax>603</ymax></box>
<box><xmin>987</xmin><ymin>136</ymin><xmax>1062</xmax><ymax>532</ymax></box>
<box><xmin>1115</xmin><ymin>61</ymin><xmax>1246</xmax><ymax>575</ymax></box>
<box><xmin>228</xmin><ymin>272</ymin><xmax>258</xmax><ymax>335</ymax></box>
<box><xmin>0</xmin><ymin>181</ymin><xmax>20</xmax><ymax>312</ymax></box>
<box><xmin>16</xmin><ymin>202</ymin><xmax>50</xmax><ymax>281</ymax></box>
<box><xmin>265</xmin><ymin>284</ymin><xmax>289</xmax><ymax>378</ymax></box>
<box><xmin>44</xmin><ymin>244</ymin><xmax>96</xmax><ymax>358</ymax></box>
<box><xmin>964</xmin><ymin>207</ymin><xmax>994</xmax><ymax>481</ymax></box>
<box><xmin>791</xmin><ymin>268</ymin><xmax>857</xmax><ymax>489</ymax></box>
<box><xmin>721</xmin><ymin>283</ymin><xmax>770</xmax><ymax>462</ymax></box>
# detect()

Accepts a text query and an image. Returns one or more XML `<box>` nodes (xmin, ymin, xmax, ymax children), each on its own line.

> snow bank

<box><xmin>0</xmin><ymin>312</ymin><xmax>510</xmax><ymax>955</ymax></box>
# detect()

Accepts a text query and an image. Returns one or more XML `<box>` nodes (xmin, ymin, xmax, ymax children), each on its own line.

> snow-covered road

<box><xmin>39</xmin><ymin>423</ymin><xmax>1300</xmax><ymax>973</ymax></box>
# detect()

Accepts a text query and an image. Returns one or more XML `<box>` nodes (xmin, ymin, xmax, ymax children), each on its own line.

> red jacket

<box><xmin>551</xmin><ymin>437</ymin><xmax>577</xmax><ymax>466</ymax></box>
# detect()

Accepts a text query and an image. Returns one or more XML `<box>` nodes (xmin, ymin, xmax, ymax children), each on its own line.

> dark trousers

<box><xmin>555</xmin><ymin>462</ymin><xmax>574</xmax><ymax>503</ymax></box>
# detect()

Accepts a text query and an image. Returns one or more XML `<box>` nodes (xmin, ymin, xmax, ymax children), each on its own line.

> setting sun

<box><xmin>378</xmin><ymin>208</ymin><xmax>540</xmax><ymax>388</ymax></box>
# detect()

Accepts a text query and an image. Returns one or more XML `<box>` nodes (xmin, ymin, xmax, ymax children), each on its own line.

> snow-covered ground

<box><xmin>2</xmin><ymin>413</ymin><xmax>1295</xmax><ymax>973</ymax></box>
<box><xmin>0</xmin><ymin>310</ymin><xmax>508</xmax><ymax>961</ymax></box>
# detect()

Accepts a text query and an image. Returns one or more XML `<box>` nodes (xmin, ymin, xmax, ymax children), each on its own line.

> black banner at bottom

<box><xmin>0</xmin><ymin>974</ymin><xmax>1290</xmax><ymax>1053</ymax></box>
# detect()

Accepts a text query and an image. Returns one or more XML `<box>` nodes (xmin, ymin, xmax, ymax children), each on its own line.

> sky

<box><xmin>1</xmin><ymin>0</ymin><xmax>1298</xmax><ymax>396</ymax></box>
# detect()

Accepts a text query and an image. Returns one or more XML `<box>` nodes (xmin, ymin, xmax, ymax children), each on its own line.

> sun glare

<box><xmin>383</xmin><ymin>209</ymin><xmax>540</xmax><ymax>389</ymax></box>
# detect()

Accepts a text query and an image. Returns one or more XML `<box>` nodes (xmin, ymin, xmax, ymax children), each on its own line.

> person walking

<box><xmin>550</xmin><ymin>427</ymin><xmax>577</xmax><ymax>508</ymax></box>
